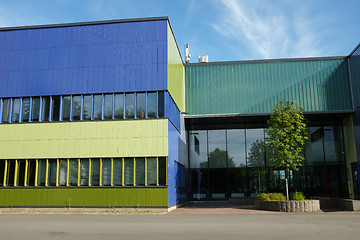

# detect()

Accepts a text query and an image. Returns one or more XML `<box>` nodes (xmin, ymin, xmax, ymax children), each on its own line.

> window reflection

<box><xmin>113</xmin><ymin>158</ymin><xmax>122</xmax><ymax>186</ymax></box>
<box><xmin>50</xmin><ymin>96</ymin><xmax>60</xmax><ymax>121</ymax></box>
<box><xmin>91</xmin><ymin>158</ymin><xmax>100</xmax><ymax>186</ymax></box>
<box><xmin>147</xmin><ymin>92</ymin><xmax>157</xmax><ymax>118</ymax></box>
<box><xmin>72</xmin><ymin>96</ymin><xmax>81</xmax><ymax>120</ymax></box>
<box><xmin>158</xmin><ymin>92</ymin><xmax>164</xmax><ymax>117</ymax></box>
<box><xmin>227</xmin><ymin>129</ymin><xmax>246</xmax><ymax>167</ymax></box>
<box><xmin>11</xmin><ymin>98</ymin><xmax>20</xmax><ymax>122</ymax></box>
<box><xmin>93</xmin><ymin>95</ymin><xmax>102</xmax><ymax>120</ymax></box>
<box><xmin>80</xmin><ymin>159</ymin><xmax>89</xmax><ymax>186</ymax></box>
<box><xmin>125</xmin><ymin>93</ymin><xmax>134</xmax><ymax>119</ymax></box>
<box><xmin>189</xmin><ymin>130</ymin><xmax>208</xmax><ymax>168</ymax></box>
<box><xmin>69</xmin><ymin>159</ymin><xmax>78</xmax><ymax>186</ymax></box>
<box><xmin>83</xmin><ymin>95</ymin><xmax>92</xmax><ymax>120</ymax></box>
<box><xmin>58</xmin><ymin>159</ymin><xmax>67</xmax><ymax>186</ymax></box>
<box><xmin>246</xmin><ymin>129</ymin><xmax>265</xmax><ymax>167</ymax></box>
<box><xmin>136</xmin><ymin>93</ymin><xmax>146</xmax><ymax>118</ymax></box>
<box><xmin>147</xmin><ymin>158</ymin><xmax>157</xmax><ymax>185</ymax></box>
<box><xmin>102</xmin><ymin>158</ymin><xmax>111</xmax><ymax>186</ymax></box>
<box><xmin>208</xmin><ymin>130</ymin><xmax>227</xmax><ymax>168</ymax></box>
<box><xmin>48</xmin><ymin>160</ymin><xmax>57</xmax><ymax>186</ymax></box>
<box><xmin>31</xmin><ymin>97</ymin><xmax>40</xmax><ymax>122</ymax></box>
<box><xmin>135</xmin><ymin>158</ymin><xmax>145</xmax><ymax>185</ymax></box>
<box><xmin>2</xmin><ymin>99</ymin><xmax>10</xmax><ymax>123</ymax></box>
<box><xmin>114</xmin><ymin>94</ymin><xmax>124</xmax><ymax>119</ymax></box>
<box><xmin>104</xmin><ymin>94</ymin><xmax>113</xmax><ymax>120</ymax></box>
<box><xmin>62</xmin><ymin>96</ymin><xmax>71</xmax><ymax>121</ymax></box>
<box><xmin>124</xmin><ymin>158</ymin><xmax>134</xmax><ymax>185</ymax></box>
<box><xmin>41</xmin><ymin>96</ymin><xmax>50</xmax><ymax>122</ymax></box>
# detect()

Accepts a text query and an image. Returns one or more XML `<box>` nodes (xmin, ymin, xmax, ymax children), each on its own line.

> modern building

<box><xmin>0</xmin><ymin>17</ymin><xmax>359</xmax><ymax>208</ymax></box>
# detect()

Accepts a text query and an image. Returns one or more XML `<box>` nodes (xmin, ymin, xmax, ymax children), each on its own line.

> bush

<box><xmin>292</xmin><ymin>191</ymin><xmax>306</xmax><ymax>201</ymax></box>
<box><xmin>256</xmin><ymin>193</ymin><xmax>286</xmax><ymax>201</ymax></box>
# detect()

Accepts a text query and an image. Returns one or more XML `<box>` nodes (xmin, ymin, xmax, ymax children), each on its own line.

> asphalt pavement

<box><xmin>0</xmin><ymin>211</ymin><xmax>360</xmax><ymax>240</ymax></box>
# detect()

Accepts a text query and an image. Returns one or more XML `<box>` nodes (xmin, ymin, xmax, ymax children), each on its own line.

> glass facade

<box><xmin>189</xmin><ymin>121</ymin><xmax>347</xmax><ymax>200</ymax></box>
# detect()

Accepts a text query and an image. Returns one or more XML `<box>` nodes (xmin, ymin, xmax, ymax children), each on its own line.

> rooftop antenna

<box><xmin>185</xmin><ymin>43</ymin><xmax>191</xmax><ymax>63</ymax></box>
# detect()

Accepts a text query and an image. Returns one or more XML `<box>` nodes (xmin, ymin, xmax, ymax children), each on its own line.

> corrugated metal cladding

<box><xmin>0</xmin><ymin>20</ymin><xmax>168</xmax><ymax>98</ymax></box>
<box><xmin>349</xmin><ymin>46</ymin><xmax>360</xmax><ymax>107</ymax></box>
<box><xmin>186</xmin><ymin>59</ymin><xmax>352</xmax><ymax>115</ymax></box>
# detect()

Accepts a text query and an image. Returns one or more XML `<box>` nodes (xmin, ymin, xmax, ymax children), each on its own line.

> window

<box><xmin>83</xmin><ymin>95</ymin><xmax>92</xmax><ymax>120</ymax></box>
<box><xmin>22</xmin><ymin>97</ymin><xmax>30</xmax><ymax>122</ymax></box>
<box><xmin>135</xmin><ymin>158</ymin><xmax>145</xmax><ymax>186</ymax></box>
<box><xmin>104</xmin><ymin>94</ymin><xmax>113</xmax><ymax>120</ymax></box>
<box><xmin>113</xmin><ymin>158</ymin><xmax>122</xmax><ymax>186</ymax></box>
<box><xmin>48</xmin><ymin>160</ymin><xmax>57</xmax><ymax>186</ymax></box>
<box><xmin>136</xmin><ymin>93</ymin><xmax>146</xmax><ymax>118</ymax></box>
<box><xmin>91</xmin><ymin>158</ymin><xmax>100</xmax><ymax>186</ymax></box>
<box><xmin>11</xmin><ymin>98</ymin><xmax>20</xmax><ymax>122</ymax></box>
<box><xmin>26</xmin><ymin>160</ymin><xmax>36</xmax><ymax>186</ymax></box>
<box><xmin>114</xmin><ymin>94</ymin><xmax>124</xmax><ymax>119</ymax></box>
<box><xmin>62</xmin><ymin>96</ymin><xmax>71</xmax><ymax>121</ymax></box>
<box><xmin>17</xmin><ymin>160</ymin><xmax>26</xmax><ymax>186</ymax></box>
<box><xmin>102</xmin><ymin>158</ymin><xmax>111</xmax><ymax>186</ymax></box>
<box><xmin>158</xmin><ymin>157</ymin><xmax>166</xmax><ymax>186</ymax></box>
<box><xmin>80</xmin><ymin>159</ymin><xmax>89</xmax><ymax>186</ymax></box>
<box><xmin>147</xmin><ymin>158</ymin><xmax>157</xmax><ymax>185</ymax></box>
<box><xmin>58</xmin><ymin>159</ymin><xmax>67</xmax><ymax>186</ymax></box>
<box><xmin>2</xmin><ymin>98</ymin><xmax>10</xmax><ymax>123</ymax></box>
<box><xmin>30</xmin><ymin>97</ymin><xmax>40</xmax><ymax>122</ymax></box>
<box><xmin>125</xmin><ymin>93</ymin><xmax>135</xmax><ymax>119</ymax></box>
<box><xmin>37</xmin><ymin>160</ymin><xmax>46</xmax><ymax>186</ymax></box>
<box><xmin>0</xmin><ymin>161</ymin><xmax>5</xmax><ymax>186</ymax></box>
<box><xmin>124</xmin><ymin>158</ymin><xmax>134</xmax><ymax>185</ymax></box>
<box><xmin>93</xmin><ymin>95</ymin><xmax>102</xmax><ymax>120</ymax></box>
<box><xmin>51</xmin><ymin>96</ymin><xmax>60</xmax><ymax>121</ymax></box>
<box><xmin>147</xmin><ymin>92</ymin><xmax>157</xmax><ymax>118</ymax></box>
<box><xmin>41</xmin><ymin>96</ymin><xmax>50</xmax><ymax>122</ymax></box>
<box><xmin>69</xmin><ymin>159</ymin><xmax>78</xmax><ymax>186</ymax></box>
<box><xmin>6</xmin><ymin>160</ymin><xmax>15</xmax><ymax>186</ymax></box>
<box><xmin>158</xmin><ymin>92</ymin><xmax>164</xmax><ymax>118</ymax></box>
<box><xmin>72</xmin><ymin>96</ymin><xmax>81</xmax><ymax>120</ymax></box>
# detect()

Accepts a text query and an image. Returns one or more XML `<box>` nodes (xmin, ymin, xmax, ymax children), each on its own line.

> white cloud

<box><xmin>212</xmin><ymin>0</ymin><xmax>328</xmax><ymax>59</ymax></box>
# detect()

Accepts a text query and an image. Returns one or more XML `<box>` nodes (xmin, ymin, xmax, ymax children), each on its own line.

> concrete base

<box><xmin>255</xmin><ymin>200</ymin><xmax>321</xmax><ymax>212</ymax></box>
<box><xmin>316</xmin><ymin>197</ymin><xmax>360</xmax><ymax>211</ymax></box>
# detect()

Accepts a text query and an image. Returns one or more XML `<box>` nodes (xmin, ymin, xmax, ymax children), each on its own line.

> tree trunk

<box><xmin>285</xmin><ymin>170</ymin><xmax>289</xmax><ymax>201</ymax></box>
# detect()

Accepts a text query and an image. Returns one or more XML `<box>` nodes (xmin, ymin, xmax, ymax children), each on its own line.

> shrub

<box><xmin>256</xmin><ymin>193</ymin><xmax>286</xmax><ymax>201</ymax></box>
<box><xmin>292</xmin><ymin>191</ymin><xmax>306</xmax><ymax>201</ymax></box>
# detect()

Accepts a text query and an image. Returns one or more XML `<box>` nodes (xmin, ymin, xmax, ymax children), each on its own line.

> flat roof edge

<box><xmin>184</xmin><ymin>110</ymin><xmax>354</xmax><ymax>118</ymax></box>
<box><xmin>0</xmin><ymin>16</ymin><xmax>169</xmax><ymax>31</ymax></box>
<box><xmin>185</xmin><ymin>56</ymin><xmax>347</xmax><ymax>66</ymax></box>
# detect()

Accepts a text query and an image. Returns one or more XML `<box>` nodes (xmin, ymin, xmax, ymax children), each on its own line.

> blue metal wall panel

<box><xmin>0</xmin><ymin>20</ymin><xmax>168</xmax><ymax>98</ymax></box>
<box><xmin>165</xmin><ymin>91</ymin><xmax>180</xmax><ymax>131</ymax></box>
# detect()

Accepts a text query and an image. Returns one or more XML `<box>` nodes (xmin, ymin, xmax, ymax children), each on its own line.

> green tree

<box><xmin>264</xmin><ymin>100</ymin><xmax>308</xmax><ymax>200</ymax></box>
<box><xmin>247</xmin><ymin>140</ymin><xmax>265</xmax><ymax>167</ymax></box>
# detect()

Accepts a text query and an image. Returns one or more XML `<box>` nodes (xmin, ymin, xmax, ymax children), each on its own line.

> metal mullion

<box><xmin>145</xmin><ymin>92</ymin><xmax>148</xmax><ymax>118</ymax></box>
<box><xmin>49</xmin><ymin>96</ymin><xmax>53</xmax><ymax>121</ymax></box>
<box><xmin>99</xmin><ymin>158</ymin><xmax>102</xmax><ymax>186</ymax></box>
<box><xmin>156</xmin><ymin>157</ymin><xmax>159</xmax><ymax>186</ymax></box>
<box><xmin>123</xmin><ymin>93</ymin><xmax>125</xmax><ymax>119</ymax></box>
<box><xmin>24</xmin><ymin>160</ymin><xmax>28</xmax><ymax>187</ymax></box>
<box><xmin>101</xmin><ymin>94</ymin><xmax>104</xmax><ymax>120</ymax></box>
<box><xmin>29</xmin><ymin>97</ymin><xmax>33</xmax><ymax>122</ymax></box>
<box><xmin>112</xmin><ymin>93</ymin><xmax>115</xmax><ymax>120</ymax></box>
<box><xmin>35</xmin><ymin>159</ymin><xmax>38</xmax><ymax>187</ymax></box>
<box><xmin>3</xmin><ymin>160</ymin><xmax>7</xmax><ymax>186</ymax></box>
<box><xmin>56</xmin><ymin>159</ymin><xmax>59</xmax><ymax>186</ymax></box>
<box><xmin>70</xmin><ymin>95</ymin><xmax>73</xmax><ymax>121</ymax></box>
<box><xmin>89</xmin><ymin>158</ymin><xmax>92</xmax><ymax>186</ymax></box>
<box><xmin>133</xmin><ymin>157</ymin><xmax>136</xmax><ymax>186</ymax></box>
<box><xmin>111</xmin><ymin>158</ymin><xmax>114</xmax><ymax>186</ymax></box>
<box><xmin>66</xmin><ymin>159</ymin><xmax>70</xmax><ymax>186</ymax></box>
<box><xmin>77</xmin><ymin>159</ymin><xmax>80</xmax><ymax>186</ymax></box>
<box><xmin>80</xmin><ymin>95</ymin><xmax>84</xmax><ymax>121</ymax></box>
<box><xmin>0</xmin><ymin>98</ymin><xmax>3</xmax><ymax>123</ymax></box>
<box><xmin>39</xmin><ymin>97</ymin><xmax>43</xmax><ymax>122</ymax></box>
<box><xmin>122</xmin><ymin>158</ymin><xmax>124</xmax><ymax>186</ymax></box>
<box><xmin>14</xmin><ymin>160</ymin><xmax>18</xmax><ymax>187</ymax></box>
<box><xmin>145</xmin><ymin>157</ymin><xmax>147</xmax><ymax>186</ymax></box>
<box><xmin>45</xmin><ymin>159</ymin><xmax>49</xmax><ymax>187</ymax></box>
<box><xmin>19</xmin><ymin>97</ymin><xmax>23</xmax><ymax>122</ymax></box>
<box><xmin>9</xmin><ymin>98</ymin><xmax>13</xmax><ymax>123</ymax></box>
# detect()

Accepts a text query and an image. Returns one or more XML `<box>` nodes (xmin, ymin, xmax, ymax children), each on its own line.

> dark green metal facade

<box><xmin>185</xmin><ymin>58</ymin><xmax>352</xmax><ymax>115</ymax></box>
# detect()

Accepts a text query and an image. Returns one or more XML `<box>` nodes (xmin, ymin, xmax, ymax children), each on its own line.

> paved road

<box><xmin>1</xmin><ymin>213</ymin><xmax>360</xmax><ymax>240</ymax></box>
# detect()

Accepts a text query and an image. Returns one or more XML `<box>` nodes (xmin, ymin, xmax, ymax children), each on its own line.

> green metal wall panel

<box><xmin>349</xmin><ymin>45</ymin><xmax>360</xmax><ymax>107</ymax></box>
<box><xmin>0</xmin><ymin>187</ymin><xmax>168</xmax><ymax>207</ymax></box>
<box><xmin>186</xmin><ymin>59</ymin><xmax>352</xmax><ymax>115</ymax></box>
<box><xmin>167</xmin><ymin>22</ymin><xmax>185</xmax><ymax>112</ymax></box>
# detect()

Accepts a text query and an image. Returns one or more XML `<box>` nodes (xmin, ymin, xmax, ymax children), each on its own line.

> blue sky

<box><xmin>0</xmin><ymin>0</ymin><xmax>359</xmax><ymax>63</ymax></box>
